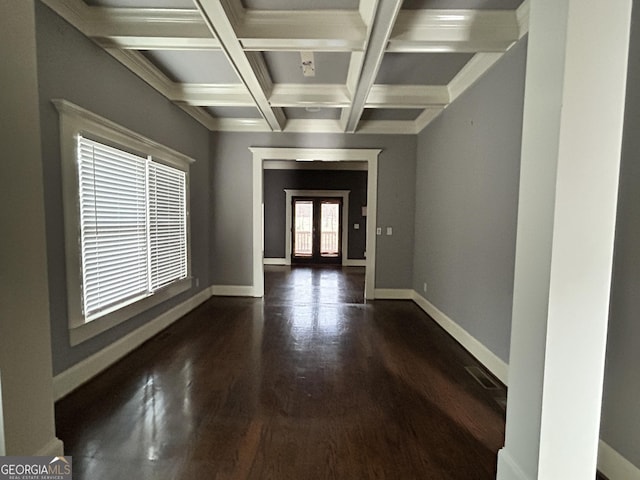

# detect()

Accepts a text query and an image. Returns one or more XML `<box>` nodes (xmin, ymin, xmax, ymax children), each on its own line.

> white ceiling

<box><xmin>43</xmin><ymin>0</ymin><xmax>529</xmax><ymax>134</ymax></box>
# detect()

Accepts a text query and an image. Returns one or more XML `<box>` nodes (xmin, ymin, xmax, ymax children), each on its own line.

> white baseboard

<box><xmin>497</xmin><ymin>448</ymin><xmax>530</xmax><ymax>480</ymax></box>
<box><xmin>344</xmin><ymin>259</ymin><xmax>367</xmax><ymax>267</ymax></box>
<box><xmin>210</xmin><ymin>285</ymin><xmax>256</xmax><ymax>297</ymax></box>
<box><xmin>598</xmin><ymin>440</ymin><xmax>640</xmax><ymax>479</ymax></box>
<box><xmin>374</xmin><ymin>288</ymin><xmax>413</xmax><ymax>300</ymax></box>
<box><xmin>411</xmin><ymin>291</ymin><xmax>509</xmax><ymax>385</ymax></box>
<box><xmin>53</xmin><ymin>288</ymin><xmax>211</xmax><ymax>401</ymax></box>
<box><xmin>35</xmin><ymin>436</ymin><xmax>64</xmax><ymax>457</ymax></box>
<box><xmin>264</xmin><ymin>258</ymin><xmax>287</xmax><ymax>265</ymax></box>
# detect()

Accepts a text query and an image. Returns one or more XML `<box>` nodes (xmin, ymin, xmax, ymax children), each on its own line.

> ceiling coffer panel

<box><xmin>205</xmin><ymin>106</ymin><xmax>263</xmax><ymax>118</ymax></box>
<box><xmin>375</xmin><ymin>53</ymin><xmax>474</xmax><ymax>86</ymax></box>
<box><xmin>283</xmin><ymin>107</ymin><xmax>342</xmax><ymax>120</ymax></box>
<box><xmin>142</xmin><ymin>50</ymin><xmax>241</xmax><ymax>84</ymax></box>
<box><xmin>263</xmin><ymin>52</ymin><xmax>351</xmax><ymax>84</ymax></box>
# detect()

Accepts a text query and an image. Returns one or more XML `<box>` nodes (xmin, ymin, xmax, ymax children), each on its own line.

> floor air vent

<box><xmin>465</xmin><ymin>365</ymin><xmax>501</xmax><ymax>390</ymax></box>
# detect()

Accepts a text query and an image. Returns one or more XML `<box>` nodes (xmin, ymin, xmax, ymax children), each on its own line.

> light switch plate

<box><xmin>386</xmin><ymin>227</ymin><xmax>393</xmax><ymax>235</ymax></box>
<box><xmin>376</xmin><ymin>227</ymin><xmax>382</xmax><ymax>235</ymax></box>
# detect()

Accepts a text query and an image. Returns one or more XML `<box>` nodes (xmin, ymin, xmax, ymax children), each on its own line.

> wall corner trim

<box><xmin>411</xmin><ymin>291</ymin><xmax>509</xmax><ymax>385</ymax></box>
<box><xmin>598</xmin><ymin>440</ymin><xmax>640</xmax><ymax>480</ymax></box>
<box><xmin>52</xmin><ymin>288</ymin><xmax>211</xmax><ymax>401</ymax></box>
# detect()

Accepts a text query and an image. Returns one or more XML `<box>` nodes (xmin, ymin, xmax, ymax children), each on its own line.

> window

<box><xmin>77</xmin><ymin>137</ymin><xmax>187</xmax><ymax>322</ymax></box>
<box><xmin>54</xmin><ymin>100</ymin><xmax>194</xmax><ymax>345</ymax></box>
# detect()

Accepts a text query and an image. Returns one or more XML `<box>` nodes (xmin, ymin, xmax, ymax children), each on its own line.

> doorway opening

<box><xmin>292</xmin><ymin>197</ymin><xmax>342</xmax><ymax>264</ymax></box>
<box><xmin>250</xmin><ymin>147</ymin><xmax>381</xmax><ymax>299</ymax></box>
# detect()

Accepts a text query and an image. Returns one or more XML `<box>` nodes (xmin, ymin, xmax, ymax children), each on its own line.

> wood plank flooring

<box><xmin>56</xmin><ymin>266</ymin><xmax>509</xmax><ymax>479</ymax></box>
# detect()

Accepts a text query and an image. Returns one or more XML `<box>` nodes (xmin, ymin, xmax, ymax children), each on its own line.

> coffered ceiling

<box><xmin>41</xmin><ymin>0</ymin><xmax>529</xmax><ymax>134</ymax></box>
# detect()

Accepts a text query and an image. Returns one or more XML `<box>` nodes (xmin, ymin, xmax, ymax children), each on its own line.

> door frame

<box><xmin>250</xmin><ymin>147</ymin><xmax>380</xmax><ymax>300</ymax></box>
<box><xmin>285</xmin><ymin>190</ymin><xmax>350</xmax><ymax>266</ymax></box>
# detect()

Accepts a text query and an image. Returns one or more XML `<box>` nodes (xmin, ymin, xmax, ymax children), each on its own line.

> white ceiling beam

<box><xmin>387</xmin><ymin>9</ymin><xmax>519</xmax><ymax>53</ymax></box>
<box><xmin>193</xmin><ymin>0</ymin><xmax>285</xmax><ymax>131</ymax></box>
<box><xmin>269</xmin><ymin>85</ymin><xmax>351</xmax><ymax>108</ymax></box>
<box><xmin>238</xmin><ymin>10</ymin><xmax>366</xmax><ymax>52</ymax></box>
<box><xmin>366</xmin><ymin>85</ymin><xmax>449</xmax><ymax>108</ymax></box>
<box><xmin>342</xmin><ymin>0</ymin><xmax>404</xmax><ymax>133</ymax></box>
<box><xmin>171</xmin><ymin>84</ymin><xmax>254</xmax><ymax>106</ymax></box>
<box><xmin>89</xmin><ymin>8</ymin><xmax>219</xmax><ymax>50</ymax></box>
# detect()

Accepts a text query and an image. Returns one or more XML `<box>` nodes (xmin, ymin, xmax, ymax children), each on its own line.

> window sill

<box><xmin>69</xmin><ymin>277</ymin><xmax>192</xmax><ymax>346</ymax></box>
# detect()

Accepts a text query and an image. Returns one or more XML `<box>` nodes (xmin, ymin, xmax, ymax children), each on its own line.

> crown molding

<box><xmin>41</xmin><ymin>0</ymin><xmax>90</xmax><ymax>32</ymax></box>
<box><xmin>366</xmin><ymin>85</ymin><xmax>449</xmax><ymax>108</ymax></box>
<box><xmin>105</xmin><ymin>48</ymin><xmax>175</xmax><ymax>98</ymax></box>
<box><xmin>388</xmin><ymin>9</ymin><xmax>519</xmax><ymax>53</ymax></box>
<box><xmin>414</xmin><ymin>107</ymin><xmax>445</xmax><ymax>133</ymax></box>
<box><xmin>516</xmin><ymin>0</ymin><xmax>530</xmax><ymax>39</ymax></box>
<box><xmin>448</xmin><ymin>52</ymin><xmax>503</xmax><ymax>103</ymax></box>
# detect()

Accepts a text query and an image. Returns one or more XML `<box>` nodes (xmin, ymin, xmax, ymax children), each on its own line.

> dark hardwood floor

<box><xmin>56</xmin><ymin>266</ymin><xmax>509</xmax><ymax>479</ymax></box>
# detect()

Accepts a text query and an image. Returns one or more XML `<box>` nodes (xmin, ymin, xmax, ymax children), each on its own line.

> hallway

<box><xmin>56</xmin><ymin>266</ymin><xmax>507</xmax><ymax>479</ymax></box>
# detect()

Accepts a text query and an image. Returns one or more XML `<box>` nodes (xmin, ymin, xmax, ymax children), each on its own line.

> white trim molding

<box><xmin>209</xmin><ymin>285</ymin><xmax>257</xmax><ymax>297</ymax></box>
<box><xmin>344</xmin><ymin>259</ymin><xmax>366</xmax><ymax>267</ymax></box>
<box><xmin>412</xmin><ymin>291</ymin><xmax>509</xmax><ymax>385</ymax></box>
<box><xmin>598</xmin><ymin>440</ymin><xmax>640</xmax><ymax>480</ymax></box>
<box><xmin>250</xmin><ymin>147</ymin><xmax>380</xmax><ymax>299</ymax></box>
<box><xmin>53</xmin><ymin>288</ymin><xmax>211</xmax><ymax>401</ymax></box>
<box><xmin>374</xmin><ymin>288</ymin><xmax>413</xmax><ymax>300</ymax></box>
<box><xmin>263</xmin><ymin>258</ymin><xmax>287</xmax><ymax>266</ymax></box>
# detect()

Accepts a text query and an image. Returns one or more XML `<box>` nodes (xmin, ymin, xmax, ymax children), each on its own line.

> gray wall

<box><xmin>600</xmin><ymin>3</ymin><xmax>640</xmax><ymax>469</ymax></box>
<box><xmin>412</xmin><ymin>38</ymin><xmax>527</xmax><ymax>363</ymax></box>
<box><xmin>263</xmin><ymin>169</ymin><xmax>367</xmax><ymax>259</ymax></box>
<box><xmin>209</xmin><ymin>132</ymin><xmax>416</xmax><ymax>288</ymax></box>
<box><xmin>35</xmin><ymin>2</ymin><xmax>211</xmax><ymax>375</ymax></box>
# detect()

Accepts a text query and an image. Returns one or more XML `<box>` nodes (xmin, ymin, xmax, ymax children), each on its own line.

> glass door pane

<box><xmin>320</xmin><ymin>201</ymin><xmax>340</xmax><ymax>257</ymax></box>
<box><xmin>294</xmin><ymin>200</ymin><xmax>313</xmax><ymax>257</ymax></box>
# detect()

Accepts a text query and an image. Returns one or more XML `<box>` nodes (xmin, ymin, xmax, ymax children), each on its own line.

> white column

<box><xmin>498</xmin><ymin>1</ymin><xmax>632</xmax><ymax>479</ymax></box>
<box><xmin>0</xmin><ymin>0</ymin><xmax>63</xmax><ymax>456</ymax></box>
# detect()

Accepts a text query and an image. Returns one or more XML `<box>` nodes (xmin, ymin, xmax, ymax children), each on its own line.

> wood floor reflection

<box><xmin>56</xmin><ymin>266</ymin><xmax>508</xmax><ymax>479</ymax></box>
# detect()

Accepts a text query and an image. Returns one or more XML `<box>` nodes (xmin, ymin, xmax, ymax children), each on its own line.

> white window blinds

<box><xmin>77</xmin><ymin>136</ymin><xmax>187</xmax><ymax>322</ymax></box>
<box><xmin>148</xmin><ymin>161</ymin><xmax>187</xmax><ymax>290</ymax></box>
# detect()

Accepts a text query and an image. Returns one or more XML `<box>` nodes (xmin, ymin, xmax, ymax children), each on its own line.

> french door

<box><xmin>292</xmin><ymin>197</ymin><xmax>342</xmax><ymax>264</ymax></box>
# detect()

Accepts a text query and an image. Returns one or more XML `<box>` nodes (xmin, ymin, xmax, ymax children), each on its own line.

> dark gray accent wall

<box><xmin>600</xmin><ymin>3</ymin><xmax>640</xmax><ymax>469</ymax></box>
<box><xmin>35</xmin><ymin>3</ymin><xmax>210</xmax><ymax>375</ymax></box>
<box><xmin>263</xmin><ymin>169</ymin><xmax>367</xmax><ymax>259</ymax></box>
<box><xmin>209</xmin><ymin>132</ymin><xmax>416</xmax><ymax>288</ymax></box>
<box><xmin>412</xmin><ymin>38</ymin><xmax>527</xmax><ymax>363</ymax></box>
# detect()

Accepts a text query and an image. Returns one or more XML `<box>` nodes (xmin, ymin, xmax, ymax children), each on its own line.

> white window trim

<box><xmin>53</xmin><ymin>99</ymin><xmax>194</xmax><ymax>346</ymax></box>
